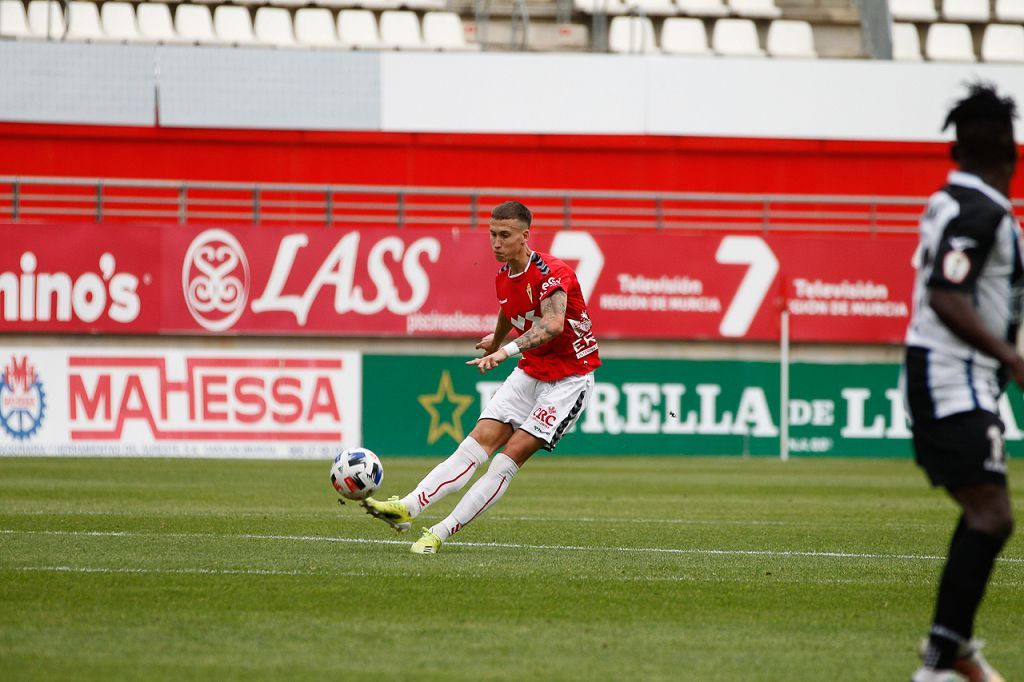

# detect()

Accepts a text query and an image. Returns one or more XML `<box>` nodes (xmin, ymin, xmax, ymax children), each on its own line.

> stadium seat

<box><xmin>379</xmin><ymin>10</ymin><xmax>425</xmax><ymax>50</ymax></box>
<box><xmin>237</xmin><ymin>0</ymin><xmax>308</xmax><ymax>6</ymax></box>
<box><xmin>65</xmin><ymin>1</ymin><xmax>104</xmax><ymax>41</ymax></box>
<box><xmin>422</xmin><ymin>11</ymin><xmax>477</xmax><ymax>50</ymax></box>
<box><xmin>294</xmin><ymin>7</ymin><xmax>339</xmax><ymax>47</ymax></box>
<box><xmin>891</xmin><ymin>21</ymin><xmax>923</xmax><ymax>60</ymax></box>
<box><xmin>254</xmin><ymin>6</ymin><xmax>297</xmax><ymax>47</ymax></box>
<box><xmin>728</xmin><ymin>0</ymin><xmax>781</xmax><ymax>19</ymax></box>
<box><xmin>981</xmin><ymin>23</ymin><xmax>1024</xmax><ymax>62</ymax></box>
<box><xmin>27</xmin><ymin>0</ymin><xmax>66</xmax><ymax>39</ymax></box>
<box><xmin>660</xmin><ymin>17</ymin><xmax>710</xmax><ymax>54</ymax></box>
<box><xmin>403</xmin><ymin>0</ymin><xmax>447</xmax><ymax>8</ymax></box>
<box><xmin>632</xmin><ymin>0</ymin><xmax>679</xmax><ymax>16</ymax></box>
<box><xmin>766</xmin><ymin>19</ymin><xmax>815</xmax><ymax>58</ymax></box>
<box><xmin>924</xmin><ymin>22</ymin><xmax>975</xmax><ymax>61</ymax></box>
<box><xmin>176</xmin><ymin>4</ymin><xmax>221</xmax><ymax>44</ymax></box>
<box><xmin>337</xmin><ymin>8</ymin><xmax>381</xmax><ymax>49</ymax></box>
<box><xmin>357</xmin><ymin>0</ymin><xmax>403</xmax><ymax>9</ymax></box>
<box><xmin>214</xmin><ymin>5</ymin><xmax>256</xmax><ymax>45</ymax></box>
<box><xmin>942</xmin><ymin>0</ymin><xmax>989</xmax><ymax>21</ymax></box>
<box><xmin>676</xmin><ymin>0</ymin><xmax>729</xmax><ymax>16</ymax></box>
<box><xmin>0</xmin><ymin>0</ymin><xmax>32</xmax><ymax>38</ymax></box>
<box><xmin>100</xmin><ymin>1</ymin><xmax>140</xmax><ymax>42</ymax></box>
<box><xmin>609</xmin><ymin>15</ymin><xmax>658</xmax><ymax>53</ymax></box>
<box><xmin>574</xmin><ymin>0</ymin><xmax>630</xmax><ymax>15</ymax></box>
<box><xmin>137</xmin><ymin>2</ymin><xmax>177</xmax><ymax>42</ymax></box>
<box><xmin>995</xmin><ymin>0</ymin><xmax>1024</xmax><ymax>21</ymax></box>
<box><xmin>889</xmin><ymin>0</ymin><xmax>938</xmax><ymax>22</ymax></box>
<box><xmin>712</xmin><ymin>18</ymin><xmax>764</xmax><ymax>56</ymax></box>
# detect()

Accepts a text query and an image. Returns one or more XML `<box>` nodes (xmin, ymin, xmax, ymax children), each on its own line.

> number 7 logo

<box><xmin>715</xmin><ymin>236</ymin><xmax>779</xmax><ymax>338</ymax></box>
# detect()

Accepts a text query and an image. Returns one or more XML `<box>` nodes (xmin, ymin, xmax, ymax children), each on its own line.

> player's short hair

<box><xmin>491</xmin><ymin>201</ymin><xmax>533</xmax><ymax>228</ymax></box>
<box><xmin>943</xmin><ymin>82</ymin><xmax>1018</xmax><ymax>167</ymax></box>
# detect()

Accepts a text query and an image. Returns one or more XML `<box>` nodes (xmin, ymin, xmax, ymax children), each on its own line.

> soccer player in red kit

<box><xmin>362</xmin><ymin>200</ymin><xmax>600</xmax><ymax>554</ymax></box>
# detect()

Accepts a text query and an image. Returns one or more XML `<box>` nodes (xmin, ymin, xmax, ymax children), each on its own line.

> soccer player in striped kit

<box><xmin>363</xmin><ymin>200</ymin><xmax>600</xmax><ymax>554</ymax></box>
<box><xmin>904</xmin><ymin>83</ymin><xmax>1019</xmax><ymax>682</ymax></box>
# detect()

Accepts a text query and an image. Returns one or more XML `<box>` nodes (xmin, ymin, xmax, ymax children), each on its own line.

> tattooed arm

<box><xmin>467</xmin><ymin>291</ymin><xmax>566</xmax><ymax>373</ymax></box>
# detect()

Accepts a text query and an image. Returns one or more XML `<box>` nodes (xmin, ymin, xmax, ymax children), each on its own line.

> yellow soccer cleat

<box><xmin>360</xmin><ymin>496</ymin><xmax>413</xmax><ymax>532</ymax></box>
<box><xmin>410</xmin><ymin>528</ymin><xmax>442</xmax><ymax>555</ymax></box>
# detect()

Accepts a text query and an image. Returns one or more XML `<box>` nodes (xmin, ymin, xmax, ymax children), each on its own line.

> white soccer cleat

<box><xmin>953</xmin><ymin>640</ymin><xmax>1004</xmax><ymax>682</ymax></box>
<box><xmin>910</xmin><ymin>667</ymin><xmax>963</xmax><ymax>682</ymax></box>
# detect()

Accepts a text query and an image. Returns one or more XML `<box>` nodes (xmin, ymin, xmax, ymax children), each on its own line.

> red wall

<box><xmin>1</xmin><ymin>122</ymin><xmax>1001</xmax><ymax>197</ymax></box>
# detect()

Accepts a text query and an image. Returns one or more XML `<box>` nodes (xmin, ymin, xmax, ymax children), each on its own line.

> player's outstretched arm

<box><xmin>476</xmin><ymin>309</ymin><xmax>514</xmax><ymax>355</ymax></box>
<box><xmin>468</xmin><ymin>291</ymin><xmax>567</xmax><ymax>373</ymax></box>
<box><xmin>930</xmin><ymin>288</ymin><xmax>1024</xmax><ymax>386</ymax></box>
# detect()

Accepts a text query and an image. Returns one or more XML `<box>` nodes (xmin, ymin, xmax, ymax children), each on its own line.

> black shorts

<box><xmin>911</xmin><ymin>409</ymin><xmax>1009</xmax><ymax>490</ymax></box>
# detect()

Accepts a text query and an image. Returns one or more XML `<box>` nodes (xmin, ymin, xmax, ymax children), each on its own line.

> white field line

<box><xmin>3</xmin><ymin>528</ymin><xmax>1023</xmax><ymax>564</ymax></box>
<box><xmin>10</xmin><ymin>565</ymin><xmax>1024</xmax><ymax>587</ymax></box>
<box><xmin>0</xmin><ymin>510</ymin><xmax>944</xmax><ymax>530</ymax></box>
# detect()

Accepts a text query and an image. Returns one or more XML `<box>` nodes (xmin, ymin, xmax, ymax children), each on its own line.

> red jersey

<box><xmin>495</xmin><ymin>251</ymin><xmax>600</xmax><ymax>381</ymax></box>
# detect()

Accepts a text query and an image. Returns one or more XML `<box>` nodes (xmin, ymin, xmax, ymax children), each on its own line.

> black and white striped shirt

<box><xmin>905</xmin><ymin>171</ymin><xmax>1024</xmax><ymax>420</ymax></box>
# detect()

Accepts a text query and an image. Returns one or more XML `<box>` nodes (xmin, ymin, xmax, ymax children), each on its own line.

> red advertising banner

<box><xmin>0</xmin><ymin>223</ymin><xmax>916</xmax><ymax>342</ymax></box>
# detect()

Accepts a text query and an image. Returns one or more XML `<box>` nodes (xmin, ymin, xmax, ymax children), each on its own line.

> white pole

<box><xmin>780</xmin><ymin>308</ymin><xmax>790</xmax><ymax>462</ymax></box>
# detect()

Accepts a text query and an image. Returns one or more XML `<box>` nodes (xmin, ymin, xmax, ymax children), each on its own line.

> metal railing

<box><xmin>0</xmin><ymin>175</ymin><xmax>999</xmax><ymax>234</ymax></box>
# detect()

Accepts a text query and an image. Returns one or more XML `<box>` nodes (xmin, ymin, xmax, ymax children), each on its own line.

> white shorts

<box><xmin>479</xmin><ymin>367</ymin><xmax>595</xmax><ymax>451</ymax></box>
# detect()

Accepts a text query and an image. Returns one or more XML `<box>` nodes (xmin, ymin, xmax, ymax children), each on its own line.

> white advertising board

<box><xmin>0</xmin><ymin>346</ymin><xmax>361</xmax><ymax>459</ymax></box>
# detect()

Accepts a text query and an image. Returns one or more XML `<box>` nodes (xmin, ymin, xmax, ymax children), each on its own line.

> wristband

<box><xmin>501</xmin><ymin>341</ymin><xmax>521</xmax><ymax>358</ymax></box>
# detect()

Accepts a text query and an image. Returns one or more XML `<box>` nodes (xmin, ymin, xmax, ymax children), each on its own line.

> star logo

<box><xmin>418</xmin><ymin>370</ymin><xmax>474</xmax><ymax>445</ymax></box>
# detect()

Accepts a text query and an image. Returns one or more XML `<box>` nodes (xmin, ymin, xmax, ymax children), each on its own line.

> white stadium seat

<box><xmin>27</xmin><ymin>0</ymin><xmax>66</xmax><ymax>39</ymax></box>
<box><xmin>574</xmin><ymin>0</ymin><xmax>629</xmax><ymax>15</ymax></box>
<box><xmin>357</xmin><ymin>0</ymin><xmax>403</xmax><ymax>9</ymax></box>
<box><xmin>712</xmin><ymin>18</ymin><xmax>764</xmax><ymax>56</ymax></box>
<box><xmin>214</xmin><ymin>5</ymin><xmax>256</xmax><ymax>45</ymax></box>
<box><xmin>176</xmin><ymin>4</ymin><xmax>220</xmax><ymax>44</ymax></box>
<box><xmin>294</xmin><ymin>7</ymin><xmax>339</xmax><ymax>47</ymax></box>
<box><xmin>137</xmin><ymin>2</ymin><xmax>177</xmax><ymax>42</ymax></box>
<box><xmin>66</xmin><ymin>0</ymin><xmax>104</xmax><ymax>41</ymax></box>
<box><xmin>254</xmin><ymin>7</ymin><xmax>296</xmax><ymax>47</ymax></box>
<box><xmin>660</xmin><ymin>17</ymin><xmax>710</xmax><ymax>55</ymax></box>
<box><xmin>889</xmin><ymin>0</ymin><xmax>938</xmax><ymax>22</ymax></box>
<box><xmin>379</xmin><ymin>10</ymin><xmax>425</xmax><ymax>50</ymax></box>
<box><xmin>766</xmin><ymin>19</ymin><xmax>815</xmax><ymax>58</ymax></box>
<box><xmin>403</xmin><ymin>0</ymin><xmax>448</xmax><ymax>8</ymax></box>
<box><xmin>608</xmin><ymin>15</ymin><xmax>658</xmax><ymax>53</ymax></box>
<box><xmin>924</xmin><ymin>22</ymin><xmax>975</xmax><ymax>61</ymax></box>
<box><xmin>237</xmin><ymin>0</ymin><xmax>307</xmax><ymax>6</ymax></box>
<box><xmin>100</xmin><ymin>2</ymin><xmax>140</xmax><ymax>42</ymax></box>
<box><xmin>729</xmin><ymin>0</ymin><xmax>781</xmax><ymax>19</ymax></box>
<box><xmin>981</xmin><ymin>23</ymin><xmax>1024</xmax><ymax>62</ymax></box>
<box><xmin>337</xmin><ymin>8</ymin><xmax>380</xmax><ymax>49</ymax></box>
<box><xmin>0</xmin><ymin>0</ymin><xmax>32</xmax><ymax>38</ymax></box>
<box><xmin>676</xmin><ymin>0</ymin><xmax>729</xmax><ymax>17</ymax></box>
<box><xmin>891</xmin><ymin>21</ymin><xmax>923</xmax><ymax>60</ymax></box>
<box><xmin>631</xmin><ymin>0</ymin><xmax>679</xmax><ymax>16</ymax></box>
<box><xmin>422</xmin><ymin>11</ymin><xmax>476</xmax><ymax>50</ymax></box>
<box><xmin>942</xmin><ymin>0</ymin><xmax>989</xmax><ymax>22</ymax></box>
<box><xmin>995</xmin><ymin>0</ymin><xmax>1024</xmax><ymax>21</ymax></box>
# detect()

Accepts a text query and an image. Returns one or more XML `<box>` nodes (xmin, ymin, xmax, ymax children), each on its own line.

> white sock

<box><xmin>431</xmin><ymin>453</ymin><xmax>519</xmax><ymax>541</ymax></box>
<box><xmin>401</xmin><ymin>436</ymin><xmax>489</xmax><ymax>517</ymax></box>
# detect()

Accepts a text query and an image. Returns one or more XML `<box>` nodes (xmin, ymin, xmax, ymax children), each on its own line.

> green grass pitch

<box><xmin>1</xmin><ymin>456</ymin><xmax>1021</xmax><ymax>681</ymax></box>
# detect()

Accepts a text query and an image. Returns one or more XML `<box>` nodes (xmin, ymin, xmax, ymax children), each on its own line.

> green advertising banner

<box><xmin>362</xmin><ymin>355</ymin><xmax>1024</xmax><ymax>457</ymax></box>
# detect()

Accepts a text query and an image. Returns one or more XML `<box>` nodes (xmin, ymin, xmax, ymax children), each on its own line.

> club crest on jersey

<box><xmin>943</xmin><ymin>250</ymin><xmax>971</xmax><ymax>284</ymax></box>
<box><xmin>526</xmin><ymin>283</ymin><xmax>533</xmax><ymax>303</ymax></box>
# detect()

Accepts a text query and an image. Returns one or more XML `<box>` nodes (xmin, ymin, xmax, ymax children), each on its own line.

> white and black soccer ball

<box><xmin>330</xmin><ymin>447</ymin><xmax>383</xmax><ymax>501</ymax></box>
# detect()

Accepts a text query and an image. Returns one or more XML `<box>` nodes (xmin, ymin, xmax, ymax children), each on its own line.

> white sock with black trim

<box><xmin>431</xmin><ymin>453</ymin><xmax>519</xmax><ymax>542</ymax></box>
<box><xmin>401</xmin><ymin>436</ymin><xmax>488</xmax><ymax>517</ymax></box>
